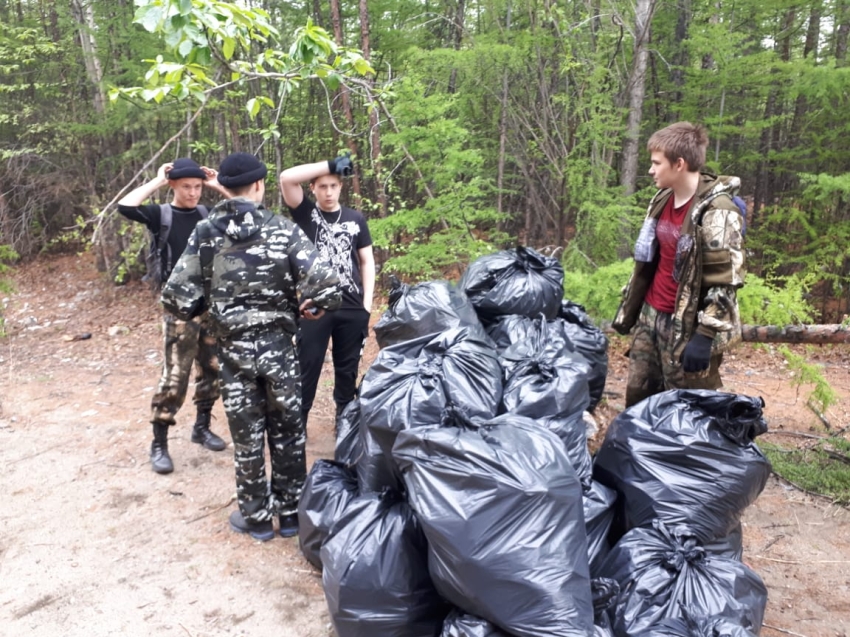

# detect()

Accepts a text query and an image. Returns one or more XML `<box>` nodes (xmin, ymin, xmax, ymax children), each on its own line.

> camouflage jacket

<box><xmin>161</xmin><ymin>197</ymin><xmax>342</xmax><ymax>338</ymax></box>
<box><xmin>612</xmin><ymin>173</ymin><xmax>746</xmax><ymax>360</ymax></box>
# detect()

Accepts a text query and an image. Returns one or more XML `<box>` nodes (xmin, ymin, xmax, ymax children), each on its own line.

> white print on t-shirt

<box><xmin>655</xmin><ymin>215</ymin><xmax>681</xmax><ymax>249</ymax></box>
<box><xmin>312</xmin><ymin>208</ymin><xmax>361</xmax><ymax>294</ymax></box>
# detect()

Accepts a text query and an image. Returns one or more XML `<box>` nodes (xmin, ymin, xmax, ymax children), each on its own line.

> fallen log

<box><xmin>740</xmin><ymin>324</ymin><xmax>850</xmax><ymax>344</ymax></box>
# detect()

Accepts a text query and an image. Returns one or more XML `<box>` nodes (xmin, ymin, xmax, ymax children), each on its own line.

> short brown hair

<box><xmin>647</xmin><ymin>122</ymin><xmax>708</xmax><ymax>172</ymax></box>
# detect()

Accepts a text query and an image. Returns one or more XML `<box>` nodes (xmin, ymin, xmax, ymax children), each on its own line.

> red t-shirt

<box><xmin>645</xmin><ymin>195</ymin><xmax>692</xmax><ymax>313</ymax></box>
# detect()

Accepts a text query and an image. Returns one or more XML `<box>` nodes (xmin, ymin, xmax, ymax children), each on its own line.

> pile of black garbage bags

<box><xmin>296</xmin><ymin>246</ymin><xmax>772</xmax><ymax>637</ymax></box>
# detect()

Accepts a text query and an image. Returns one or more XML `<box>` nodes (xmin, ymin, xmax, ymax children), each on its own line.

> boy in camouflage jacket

<box><xmin>162</xmin><ymin>153</ymin><xmax>341</xmax><ymax>541</ymax></box>
<box><xmin>613</xmin><ymin>123</ymin><xmax>745</xmax><ymax>408</ymax></box>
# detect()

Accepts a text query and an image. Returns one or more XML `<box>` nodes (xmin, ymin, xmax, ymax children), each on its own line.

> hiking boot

<box><xmin>229</xmin><ymin>510</ymin><xmax>275</xmax><ymax>542</ymax></box>
<box><xmin>278</xmin><ymin>513</ymin><xmax>299</xmax><ymax>538</ymax></box>
<box><xmin>191</xmin><ymin>410</ymin><xmax>226</xmax><ymax>451</ymax></box>
<box><xmin>150</xmin><ymin>423</ymin><xmax>174</xmax><ymax>474</ymax></box>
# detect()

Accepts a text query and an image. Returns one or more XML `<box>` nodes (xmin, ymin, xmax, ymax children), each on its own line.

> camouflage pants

<box><xmin>625</xmin><ymin>303</ymin><xmax>723</xmax><ymax>408</ymax></box>
<box><xmin>218</xmin><ymin>327</ymin><xmax>305</xmax><ymax>523</ymax></box>
<box><xmin>151</xmin><ymin>313</ymin><xmax>220</xmax><ymax>426</ymax></box>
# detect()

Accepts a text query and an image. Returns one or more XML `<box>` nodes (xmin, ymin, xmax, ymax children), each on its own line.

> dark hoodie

<box><xmin>161</xmin><ymin>197</ymin><xmax>342</xmax><ymax>337</ymax></box>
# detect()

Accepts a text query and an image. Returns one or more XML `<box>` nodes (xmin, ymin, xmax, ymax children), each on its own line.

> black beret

<box><xmin>218</xmin><ymin>152</ymin><xmax>268</xmax><ymax>188</ymax></box>
<box><xmin>166</xmin><ymin>158</ymin><xmax>206</xmax><ymax>180</ymax></box>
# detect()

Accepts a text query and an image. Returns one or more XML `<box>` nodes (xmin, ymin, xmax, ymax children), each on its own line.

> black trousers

<box><xmin>298</xmin><ymin>308</ymin><xmax>369</xmax><ymax>423</ymax></box>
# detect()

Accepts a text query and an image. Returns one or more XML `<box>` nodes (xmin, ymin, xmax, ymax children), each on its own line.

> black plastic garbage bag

<box><xmin>558</xmin><ymin>301</ymin><xmax>609</xmax><ymax>410</ymax></box>
<box><xmin>583</xmin><ymin>481</ymin><xmax>618</xmax><ymax>576</ymax></box>
<box><xmin>441</xmin><ymin>609</ymin><xmax>511</xmax><ymax>637</ymax></box>
<box><xmin>631</xmin><ymin>608</ymin><xmax>758</xmax><ymax>637</ymax></box>
<box><xmin>486</xmin><ymin>313</ymin><xmax>567</xmax><ymax>351</ymax></box>
<box><xmin>704</xmin><ymin>522</ymin><xmax>743</xmax><ymax>561</ymax></box>
<box><xmin>460</xmin><ymin>246</ymin><xmax>564</xmax><ymax>322</ymax></box>
<box><xmin>500</xmin><ymin>336</ymin><xmax>593</xmax><ymax>486</ymax></box>
<box><xmin>592</xmin><ymin>578</ymin><xmax>619</xmax><ymax>637</ymax></box>
<box><xmin>360</xmin><ymin>327</ymin><xmax>502</xmax><ymax>461</ymax></box>
<box><xmin>335</xmin><ymin>399</ymin><xmax>363</xmax><ymax>468</ymax></box>
<box><xmin>593</xmin><ymin>389</ymin><xmax>771</xmax><ymax>543</ymax></box>
<box><xmin>356</xmin><ymin>417</ymin><xmax>404</xmax><ymax>494</ymax></box>
<box><xmin>485</xmin><ymin>307</ymin><xmax>608</xmax><ymax>411</ymax></box>
<box><xmin>374</xmin><ymin>276</ymin><xmax>484</xmax><ymax>349</ymax></box>
<box><xmin>297</xmin><ymin>460</ymin><xmax>359</xmax><ymax>570</ymax></box>
<box><xmin>393</xmin><ymin>412</ymin><xmax>594</xmax><ymax>637</ymax></box>
<box><xmin>598</xmin><ymin>520</ymin><xmax>768</xmax><ymax>636</ymax></box>
<box><xmin>321</xmin><ymin>490</ymin><xmax>450</xmax><ymax>637</ymax></box>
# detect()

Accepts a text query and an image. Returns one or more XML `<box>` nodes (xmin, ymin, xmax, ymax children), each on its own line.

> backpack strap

<box><xmin>158</xmin><ymin>203</ymin><xmax>173</xmax><ymax>281</ymax></box>
<box><xmin>159</xmin><ymin>203</ymin><xmax>210</xmax><ymax>279</ymax></box>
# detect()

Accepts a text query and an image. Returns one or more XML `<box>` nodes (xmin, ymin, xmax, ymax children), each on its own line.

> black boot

<box><xmin>150</xmin><ymin>423</ymin><xmax>174</xmax><ymax>474</ymax></box>
<box><xmin>191</xmin><ymin>410</ymin><xmax>226</xmax><ymax>451</ymax></box>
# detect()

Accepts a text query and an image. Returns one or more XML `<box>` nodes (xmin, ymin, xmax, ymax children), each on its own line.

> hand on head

<box><xmin>157</xmin><ymin>162</ymin><xmax>174</xmax><ymax>182</ymax></box>
<box><xmin>201</xmin><ymin>166</ymin><xmax>219</xmax><ymax>186</ymax></box>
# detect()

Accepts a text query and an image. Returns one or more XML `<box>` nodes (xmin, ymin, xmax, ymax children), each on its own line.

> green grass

<box><xmin>760</xmin><ymin>440</ymin><xmax>850</xmax><ymax>506</ymax></box>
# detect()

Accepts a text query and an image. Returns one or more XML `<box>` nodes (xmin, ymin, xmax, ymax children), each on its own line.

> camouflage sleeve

<box><xmin>286</xmin><ymin>224</ymin><xmax>342</xmax><ymax>311</ymax></box>
<box><xmin>697</xmin><ymin>202</ymin><xmax>746</xmax><ymax>336</ymax></box>
<box><xmin>160</xmin><ymin>229</ymin><xmax>208</xmax><ymax>320</ymax></box>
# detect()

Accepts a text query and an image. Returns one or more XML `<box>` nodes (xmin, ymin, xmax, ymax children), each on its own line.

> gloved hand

<box><xmin>681</xmin><ymin>333</ymin><xmax>713</xmax><ymax>373</ymax></box>
<box><xmin>328</xmin><ymin>152</ymin><xmax>353</xmax><ymax>177</ymax></box>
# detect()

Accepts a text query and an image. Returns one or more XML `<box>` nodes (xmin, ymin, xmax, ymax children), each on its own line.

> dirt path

<box><xmin>1</xmin><ymin>253</ymin><xmax>849</xmax><ymax>637</ymax></box>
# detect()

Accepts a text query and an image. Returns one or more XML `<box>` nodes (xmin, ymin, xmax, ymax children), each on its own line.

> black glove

<box><xmin>681</xmin><ymin>333</ymin><xmax>713</xmax><ymax>373</ymax></box>
<box><xmin>328</xmin><ymin>152</ymin><xmax>353</xmax><ymax>177</ymax></box>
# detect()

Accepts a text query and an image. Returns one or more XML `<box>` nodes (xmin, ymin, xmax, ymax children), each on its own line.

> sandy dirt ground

<box><xmin>1</xmin><ymin>253</ymin><xmax>849</xmax><ymax>637</ymax></box>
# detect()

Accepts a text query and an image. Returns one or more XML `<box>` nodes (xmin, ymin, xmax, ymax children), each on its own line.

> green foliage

<box><xmin>113</xmin><ymin>3</ymin><xmax>373</xmax><ymax>114</ymax></box>
<box><xmin>562</xmin><ymin>259</ymin><xmax>635</xmax><ymax>324</ymax></box>
<box><xmin>778</xmin><ymin>345</ymin><xmax>838</xmax><ymax>414</ymax></box>
<box><xmin>737</xmin><ymin>272</ymin><xmax>816</xmax><ymax>326</ymax></box>
<box><xmin>371</xmin><ymin>76</ymin><xmax>508</xmax><ymax>279</ymax></box>
<box><xmin>748</xmin><ymin>187</ymin><xmax>850</xmax><ymax>313</ymax></box>
<box><xmin>43</xmin><ymin>215</ymin><xmax>94</xmax><ymax>254</ymax></box>
<box><xmin>114</xmin><ymin>222</ymin><xmax>149</xmax><ymax>285</ymax></box>
<box><xmin>0</xmin><ymin>245</ymin><xmax>19</xmax><ymax>337</ymax></box>
<box><xmin>760</xmin><ymin>441</ymin><xmax>850</xmax><ymax>506</ymax></box>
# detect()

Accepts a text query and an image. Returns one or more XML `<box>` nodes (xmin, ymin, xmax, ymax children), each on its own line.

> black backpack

<box><xmin>144</xmin><ymin>203</ymin><xmax>208</xmax><ymax>288</ymax></box>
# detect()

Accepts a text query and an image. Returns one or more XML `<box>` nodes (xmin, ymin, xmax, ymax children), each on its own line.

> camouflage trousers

<box><xmin>218</xmin><ymin>327</ymin><xmax>305</xmax><ymax>523</ymax></box>
<box><xmin>151</xmin><ymin>313</ymin><xmax>220</xmax><ymax>426</ymax></box>
<box><xmin>625</xmin><ymin>302</ymin><xmax>723</xmax><ymax>408</ymax></box>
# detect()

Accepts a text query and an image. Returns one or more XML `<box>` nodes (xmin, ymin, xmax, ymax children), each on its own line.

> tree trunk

<box><xmin>740</xmin><ymin>324</ymin><xmax>850</xmax><ymax>344</ymax></box>
<box><xmin>753</xmin><ymin>8</ymin><xmax>795</xmax><ymax>220</ymax></box>
<box><xmin>836</xmin><ymin>0</ymin><xmax>849</xmax><ymax>64</ymax></box>
<box><xmin>786</xmin><ymin>3</ymin><xmax>821</xmax><ymax>187</ymax></box>
<box><xmin>769</xmin><ymin>9</ymin><xmax>796</xmax><ymax>196</ymax></box>
<box><xmin>312</xmin><ymin>0</ymin><xmax>324</xmax><ymax>27</ymax></box>
<box><xmin>447</xmin><ymin>0</ymin><xmax>466</xmax><ymax>94</ymax></box>
<box><xmin>670</xmin><ymin>0</ymin><xmax>691</xmax><ymax>106</ymax></box>
<box><xmin>620</xmin><ymin>0</ymin><xmax>657</xmax><ymax>196</ymax></box>
<box><xmin>328</xmin><ymin>0</ymin><xmax>362</xmax><ymax>201</ymax></box>
<box><xmin>359</xmin><ymin>0</ymin><xmax>387</xmax><ymax>217</ymax></box>
<box><xmin>496</xmin><ymin>0</ymin><xmax>512</xmax><ymax>218</ymax></box>
<box><xmin>70</xmin><ymin>0</ymin><xmax>106</xmax><ymax>114</ymax></box>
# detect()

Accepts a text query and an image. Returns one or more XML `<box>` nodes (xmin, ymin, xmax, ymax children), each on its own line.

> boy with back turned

<box><xmin>161</xmin><ymin>153</ymin><xmax>342</xmax><ymax>540</ymax></box>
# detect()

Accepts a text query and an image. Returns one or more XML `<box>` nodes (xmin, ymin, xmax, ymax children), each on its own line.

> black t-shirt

<box><xmin>289</xmin><ymin>198</ymin><xmax>372</xmax><ymax>310</ymax></box>
<box><xmin>117</xmin><ymin>203</ymin><xmax>207</xmax><ymax>281</ymax></box>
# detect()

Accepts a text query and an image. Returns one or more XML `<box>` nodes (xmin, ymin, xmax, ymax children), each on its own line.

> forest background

<box><xmin>1</xmin><ymin>0</ymin><xmax>849</xmax><ymax>331</ymax></box>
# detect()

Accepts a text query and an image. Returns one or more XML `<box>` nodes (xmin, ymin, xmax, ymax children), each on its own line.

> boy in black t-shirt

<box><xmin>117</xmin><ymin>158</ymin><xmax>229</xmax><ymax>474</ymax></box>
<box><xmin>279</xmin><ymin>154</ymin><xmax>375</xmax><ymax>428</ymax></box>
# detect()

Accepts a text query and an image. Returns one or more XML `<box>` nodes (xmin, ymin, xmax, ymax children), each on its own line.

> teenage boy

<box><xmin>612</xmin><ymin>122</ymin><xmax>746</xmax><ymax>408</ymax></box>
<box><xmin>118</xmin><ymin>159</ymin><xmax>228</xmax><ymax>474</ymax></box>
<box><xmin>161</xmin><ymin>152</ymin><xmax>342</xmax><ymax>541</ymax></box>
<box><xmin>278</xmin><ymin>154</ymin><xmax>375</xmax><ymax>428</ymax></box>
